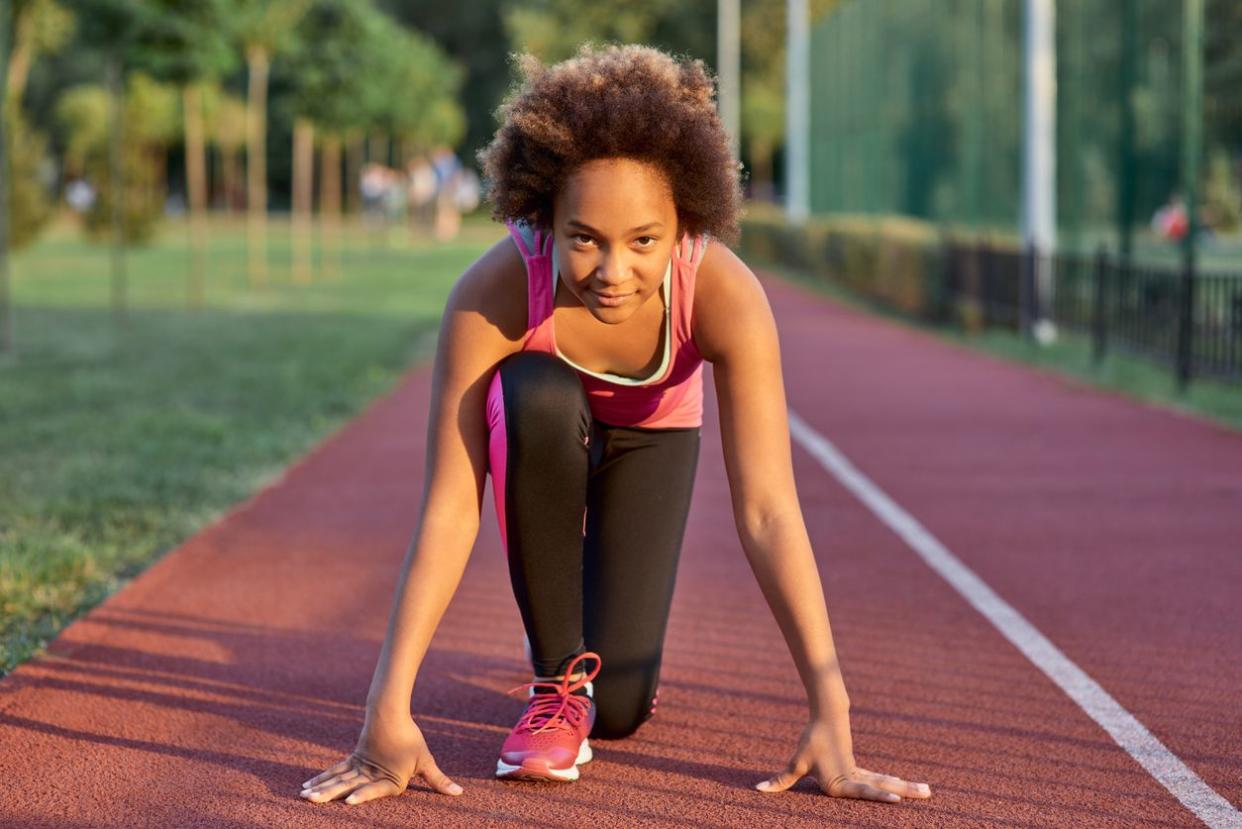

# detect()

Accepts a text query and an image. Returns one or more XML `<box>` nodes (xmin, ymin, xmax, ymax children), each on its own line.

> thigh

<box><xmin>582</xmin><ymin>423</ymin><xmax>700</xmax><ymax>739</ymax></box>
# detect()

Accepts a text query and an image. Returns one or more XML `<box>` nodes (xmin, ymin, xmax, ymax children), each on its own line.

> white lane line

<box><xmin>787</xmin><ymin>409</ymin><xmax>1242</xmax><ymax>829</ymax></box>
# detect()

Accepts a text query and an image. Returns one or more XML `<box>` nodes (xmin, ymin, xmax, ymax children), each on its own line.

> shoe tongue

<box><xmin>530</xmin><ymin>680</ymin><xmax>593</xmax><ymax>699</ymax></box>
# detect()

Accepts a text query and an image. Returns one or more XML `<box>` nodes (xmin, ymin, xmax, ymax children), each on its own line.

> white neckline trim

<box><xmin>550</xmin><ymin>245</ymin><xmax>673</xmax><ymax>386</ymax></box>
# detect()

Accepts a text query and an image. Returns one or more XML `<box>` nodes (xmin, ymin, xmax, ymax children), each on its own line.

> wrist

<box><xmin>806</xmin><ymin>668</ymin><xmax>850</xmax><ymax>718</ymax></box>
<box><xmin>366</xmin><ymin>694</ymin><xmax>412</xmax><ymax>722</ymax></box>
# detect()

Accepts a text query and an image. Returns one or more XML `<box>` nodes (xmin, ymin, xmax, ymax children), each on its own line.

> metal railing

<box><xmin>941</xmin><ymin>242</ymin><xmax>1242</xmax><ymax>390</ymax></box>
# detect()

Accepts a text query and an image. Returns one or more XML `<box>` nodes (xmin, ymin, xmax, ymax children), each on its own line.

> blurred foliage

<box><xmin>1205</xmin><ymin>150</ymin><xmax>1241</xmax><ymax>232</ymax></box>
<box><xmin>128</xmin><ymin>0</ymin><xmax>237</xmax><ymax>86</ymax></box>
<box><xmin>277</xmin><ymin>0</ymin><xmax>463</xmax><ymax>150</ymax></box>
<box><xmin>233</xmin><ymin>0</ymin><xmax>313</xmax><ymax>56</ymax></box>
<box><xmin>202</xmin><ymin>82</ymin><xmax>247</xmax><ymax>152</ymax></box>
<box><xmin>738</xmin><ymin>203</ymin><xmax>945</xmax><ymax>322</ymax></box>
<box><xmin>3</xmin><ymin>102</ymin><xmax>55</xmax><ymax>250</ymax></box>
<box><xmin>6</xmin><ymin>0</ymin><xmax>75</xmax><ymax>104</ymax></box>
<box><xmin>55</xmin><ymin>72</ymin><xmax>179</xmax><ymax>242</ymax></box>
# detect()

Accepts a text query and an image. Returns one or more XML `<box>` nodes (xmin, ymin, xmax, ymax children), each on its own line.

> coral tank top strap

<box><xmin>671</xmin><ymin>230</ymin><xmax>708</xmax><ymax>352</ymax></box>
<box><xmin>504</xmin><ymin>220</ymin><xmax>555</xmax><ymax>329</ymax></box>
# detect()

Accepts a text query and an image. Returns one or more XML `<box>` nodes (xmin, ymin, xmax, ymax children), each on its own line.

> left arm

<box><xmin>693</xmin><ymin>243</ymin><xmax>930</xmax><ymax>803</ymax></box>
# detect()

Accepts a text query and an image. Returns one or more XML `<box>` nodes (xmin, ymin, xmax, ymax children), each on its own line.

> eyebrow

<box><xmin>566</xmin><ymin>220</ymin><xmax>665</xmax><ymax>235</ymax></box>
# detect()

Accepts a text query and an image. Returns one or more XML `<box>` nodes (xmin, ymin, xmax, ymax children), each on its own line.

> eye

<box><xmin>571</xmin><ymin>233</ymin><xmax>595</xmax><ymax>247</ymax></box>
<box><xmin>635</xmin><ymin>236</ymin><xmax>657</xmax><ymax>248</ymax></box>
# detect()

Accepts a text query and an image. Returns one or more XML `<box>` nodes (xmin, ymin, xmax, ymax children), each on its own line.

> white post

<box><xmin>717</xmin><ymin>0</ymin><xmax>740</xmax><ymax>161</ymax></box>
<box><xmin>1022</xmin><ymin>0</ymin><xmax>1057</xmax><ymax>344</ymax></box>
<box><xmin>786</xmin><ymin>0</ymin><xmax>810</xmax><ymax>224</ymax></box>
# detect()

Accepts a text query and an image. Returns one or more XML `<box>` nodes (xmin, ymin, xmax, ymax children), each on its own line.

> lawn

<box><xmin>0</xmin><ymin>214</ymin><xmax>503</xmax><ymax>675</ymax></box>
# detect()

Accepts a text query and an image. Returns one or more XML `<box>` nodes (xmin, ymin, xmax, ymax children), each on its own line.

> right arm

<box><xmin>366</xmin><ymin>237</ymin><xmax>527</xmax><ymax>719</ymax></box>
<box><xmin>299</xmin><ymin>236</ymin><xmax>527</xmax><ymax>805</ymax></box>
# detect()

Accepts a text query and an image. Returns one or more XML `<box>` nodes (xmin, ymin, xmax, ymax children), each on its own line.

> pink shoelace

<box><xmin>504</xmin><ymin>651</ymin><xmax>602</xmax><ymax>736</ymax></box>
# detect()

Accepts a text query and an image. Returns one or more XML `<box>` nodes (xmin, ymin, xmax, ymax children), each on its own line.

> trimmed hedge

<box><xmin>738</xmin><ymin>205</ymin><xmax>1023</xmax><ymax>332</ymax></box>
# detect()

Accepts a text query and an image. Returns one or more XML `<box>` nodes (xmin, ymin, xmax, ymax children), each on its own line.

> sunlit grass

<box><xmin>0</xmin><ymin>213</ymin><xmax>503</xmax><ymax>675</ymax></box>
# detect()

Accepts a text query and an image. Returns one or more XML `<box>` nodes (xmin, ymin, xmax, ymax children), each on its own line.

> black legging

<box><xmin>488</xmin><ymin>350</ymin><xmax>700</xmax><ymax>739</ymax></box>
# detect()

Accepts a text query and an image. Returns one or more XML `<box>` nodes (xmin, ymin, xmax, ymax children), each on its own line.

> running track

<box><xmin>1</xmin><ymin>271</ymin><xmax>1240</xmax><ymax>828</ymax></box>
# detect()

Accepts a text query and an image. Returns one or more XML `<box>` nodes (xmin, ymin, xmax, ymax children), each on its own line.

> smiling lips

<box><xmin>591</xmin><ymin>289</ymin><xmax>634</xmax><ymax>305</ymax></box>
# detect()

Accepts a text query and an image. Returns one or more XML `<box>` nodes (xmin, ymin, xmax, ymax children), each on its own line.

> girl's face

<box><xmin>551</xmin><ymin>157</ymin><xmax>680</xmax><ymax>325</ymax></box>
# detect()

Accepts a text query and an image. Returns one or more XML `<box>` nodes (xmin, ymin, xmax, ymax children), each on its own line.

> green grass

<box><xmin>0</xmin><ymin>215</ymin><xmax>503</xmax><ymax>676</ymax></box>
<box><xmin>756</xmin><ymin>260</ymin><xmax>1242</xmax><ymax>433</ymax></box>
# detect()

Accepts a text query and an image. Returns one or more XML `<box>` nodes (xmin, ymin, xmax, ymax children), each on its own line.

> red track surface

<box><xmin>2</xmin><ymin>272</ymin><xmax>1240</xmax><ymax>828</ymax></box>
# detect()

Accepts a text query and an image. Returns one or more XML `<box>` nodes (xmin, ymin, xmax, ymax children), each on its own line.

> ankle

<box><xmin>534</xmin><ymin>671</ymin><xmax>586</xmax><ymax>683</ymax></box>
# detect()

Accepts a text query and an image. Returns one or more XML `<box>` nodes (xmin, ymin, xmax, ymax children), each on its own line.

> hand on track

<box><xmin>299</xmin><ymin>711</ymin><xmax>463</xmax><ymax>804</ymax></box>
<box><xmin>755</xmin><ymin>717</ymin><xmax>931</xmax><ymax>803</ymax></box>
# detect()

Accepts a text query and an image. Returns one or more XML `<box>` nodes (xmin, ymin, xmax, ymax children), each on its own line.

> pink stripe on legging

<box><xmin>486</xmin><ymin>369</ymin><xmax>510</xmax><ymax>554</ymax></box>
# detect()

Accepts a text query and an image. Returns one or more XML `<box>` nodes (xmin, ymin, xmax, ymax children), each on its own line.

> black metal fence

<box><xmin>940</xmin><ymin>242</ymin><xmax>1242</xmax><ymax>390</ymax></box>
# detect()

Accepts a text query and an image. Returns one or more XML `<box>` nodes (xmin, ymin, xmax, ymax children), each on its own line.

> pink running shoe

<box><xmin>496</xmin><ymin>651</ymin><xmax>602</xmax><ymax>782</ymax></box>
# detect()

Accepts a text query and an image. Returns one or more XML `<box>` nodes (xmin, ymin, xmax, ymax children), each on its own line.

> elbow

<box><xmin>735</xmin><ymin>503</ymin><xmax>801</xmax><ymax>548</ymax></box>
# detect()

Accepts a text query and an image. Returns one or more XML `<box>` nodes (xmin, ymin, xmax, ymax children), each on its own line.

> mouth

<box><xmin>590</xmin><ymin>289</ymin><xmax>634</xmax><ymax>306</ymax></box>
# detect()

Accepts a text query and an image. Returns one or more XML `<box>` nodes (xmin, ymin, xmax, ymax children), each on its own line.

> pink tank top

<box><xmin>505</xmin><ymin>220</ymin><xmax>707</xmax><ymax>429</ymax></box>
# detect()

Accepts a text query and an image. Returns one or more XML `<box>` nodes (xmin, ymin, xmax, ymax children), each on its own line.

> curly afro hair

<box><xmin>476</xmin><ymin>43</ymin><xmax>744</xmax><ymax>245</ymax></box>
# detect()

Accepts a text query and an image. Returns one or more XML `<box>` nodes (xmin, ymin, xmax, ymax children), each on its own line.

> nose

<box><xmin>596</xmin><ymin>247</ymin><xmax>629</xmax><ymax>288</ymax></box>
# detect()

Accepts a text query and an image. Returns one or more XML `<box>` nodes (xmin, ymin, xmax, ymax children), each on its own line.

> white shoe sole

<box><xmin>495</xmin><ymin>737</ymin><xmax>592</xmax><ymax>781</ymax></box>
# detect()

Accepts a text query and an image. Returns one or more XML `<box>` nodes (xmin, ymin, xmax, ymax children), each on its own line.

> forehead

<box><xmin>555</xmin><ymin>158</ymin><xmax>675</xmax><ymax>224</ymax></box>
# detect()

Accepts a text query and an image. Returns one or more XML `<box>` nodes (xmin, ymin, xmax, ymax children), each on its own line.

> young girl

<box><xmin>299</xmin><ymin>43</ymin><xmax>931</xmax><ymax>805</ymax></box>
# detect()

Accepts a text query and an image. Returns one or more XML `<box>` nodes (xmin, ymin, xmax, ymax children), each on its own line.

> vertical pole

<box><xmin>1021</xmin><ymin>0</ymin><xmax>1057</xmax><ymax>344</ymax></box>
<box><xmin>107</xmin><ymin>51</ymin><xmax>128</xmax><ymax>330</ymax></box>
<box><xmin>1063</xmin><ymin>0</ymin><xmax>1084</xmax><ymax>255</ymax></box>
<box><xmin>0</xmin><ymin>0</ymin><xmax>12</xmax><ymax>358</ymax></box>
<box><xmin>1092</xmin><ymin>244</ymin><xmax>1109</xmax><ymax>367</ymax></box>
<box><xmin>717</xmin><ymin>0</ymin><xmax>740</xmax><ymax>162</ymax></box>
<box><xmin>786</xmin><ymin>0</ymin><xmax>810</xmax><ymax>224</ymax></box>
<box><xmin>1117</xmin><ymin>0</ymin><xmax>1136</xmax><ymax>265</ymax></box>
<box><xmin>965</xmin><ymin>0</ymin><xmax>984</xmax><ymax>232</ymax></box>
<box><xmin>1177</xmin><ymin>0</ymin><xmax>1203</xmax><ymax>394</ymax></box>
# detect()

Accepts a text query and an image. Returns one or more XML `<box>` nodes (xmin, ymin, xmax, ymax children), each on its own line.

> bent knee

<box><xmin>589</xmin><ymin>708</ymin><xmax>651</xmax><ymax>740</ymax></box>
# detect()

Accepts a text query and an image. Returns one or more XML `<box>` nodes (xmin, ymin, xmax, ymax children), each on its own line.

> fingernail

<box><xmin>886</xmin><ymin>793</ymin><xmax>901</xmax><ymax>802</ymax></box>
<box><xmin>917</xmin><ymin>783</ymin><xmax>930</xmax><ymax>795</ymax></box>
<box><xmin>755</xmin><ymin>781</ymin><xmax>770</xmax><ymax>791</ymax></box>
<box><xmin>449</xmin><ymin>784</ymin><xmax>464</xmax><ymax>795</ymax></box>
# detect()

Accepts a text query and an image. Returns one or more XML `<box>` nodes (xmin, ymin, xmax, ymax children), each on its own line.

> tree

<box><xmin>7</xmin><ymin>0</ymin><xmax>74</xmax><ymax>106</ymax></box>
<box><xmin>2</xmin><ymin>0</ymin><xmax>71</xmax><ymax>358</ymax></box>
<box><xmin>63</xmin><ymin>0</ymin><xmax>142</xmax><ymax>327</ymax></box>
<box><xmin>129</xmin><ymin>0</ymin><xmax>236</xmax><ymax>309</ymax></box>
<box><xmin>56</xmin><ymin>73</ymin><xmax>179</xmax><ymax>245</ymax></box>
<box><xmin>234</xmin><ymin>0</ymin><xmax>312</xmax><ymax>288</ymax></box>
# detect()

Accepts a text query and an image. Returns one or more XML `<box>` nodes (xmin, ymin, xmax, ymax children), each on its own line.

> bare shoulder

<box><xmin>692</xmin><ymin>239</ymin><xmax>775</xmax><ymax>364</ymax></box>
<box><xmin>444</xmin><ymin>230</ymin><xmax>530</xmax><ymax>347</ymax></box>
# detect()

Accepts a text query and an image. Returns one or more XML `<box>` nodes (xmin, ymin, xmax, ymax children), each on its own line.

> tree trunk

<box><xmin>292</xmin><ymin>116</ymin><xmax>314</xmax><ymax>284</ymax></box>
<box><xmin>0</xmin><ymin>5</ymin><xmax>13</xmax><ymax>359</ymax></box>
<box><xmin>222</xmin><ymin>148</ymin><xmax>239</xmax><ymax>216</ymax></box>
<box><xmin>345</xmin><ymin>132</ymin><xmax>363</xmax><ymax>215</ymax></box>
<box><xmin>320</xmin><ymin>134</ymin><xmax>342</xmax><ymax>280</ymax></box>
<box><xmin>106</xmin><ymin>52</ymin><xmax>128</xmax><ymax>329</ymax></box>
<box><xmin>5</xmin><ymin>2</ymin><xmax>33</xmax><ymax>106</ymax></box>
<box><xmin>184</xmin><ymin>83</ymin><xmax>209</xmax><ymax>310</ymax></box>
<box><xmin>246</xmin><ymin>44</ymin><xmax>270</xmax><ymax>288</ymax></box>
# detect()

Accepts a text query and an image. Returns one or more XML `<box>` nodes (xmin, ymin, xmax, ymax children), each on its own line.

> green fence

<box><xmin>809</xmin><ymin>0</ymin><xmax>1242</xmax><ymax>260</ymax></box>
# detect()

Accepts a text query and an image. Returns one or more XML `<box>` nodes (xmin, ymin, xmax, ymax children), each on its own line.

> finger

<box><xmin>418</xmin><ymin>755</ymin><xmax>464</xmax><ymax>796</ymax></box>
<box><xmin>857</xmin><ymin>768</ymin><xmax>931</xmax><ymax>799</ymax></box>
<box><xmin>301</xmin><ymin>775</ymin><xmax>367</xmax><ymax>803</ymax></box>
<box><xmin>302</xmin><ymin>758</ymin><xmax>353</xmax><ymax>789</ymax></box>
<box><xmin>755</xmin><ymin>754</ymin><xmax>812</xmax><ymax>793</ymax></box>
<box><xmin>824</xmin><ymin>776</ymin><xmax>901</xmax><ymax>803</ymax></box>
<box><xmin>302</xmin><ymin>767</ymin><xmax>363</xmax><ymax>794</ymax></box>
<box><xmin>343</xmin><ymin>778</ymin><xmax>402</xmax><ymax>805</ymax></box>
